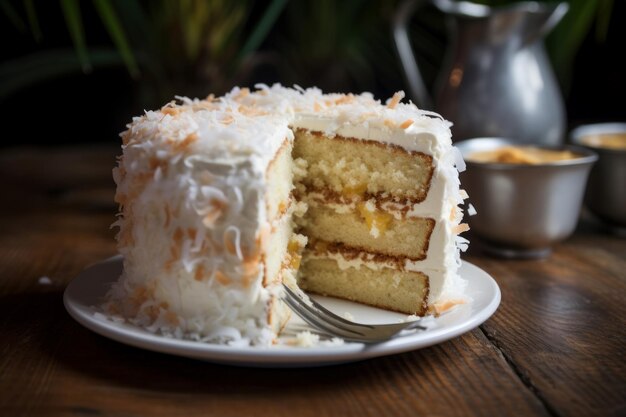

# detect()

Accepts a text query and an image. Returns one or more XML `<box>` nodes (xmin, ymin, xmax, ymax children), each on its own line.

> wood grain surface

<box><xmin>0</xmin><ymin>146</ymin><xmax>624</xmax><ymax>417</ymax></box>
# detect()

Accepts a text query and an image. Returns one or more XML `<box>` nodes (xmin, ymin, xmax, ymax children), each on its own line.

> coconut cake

<box><xmin>106</xmin><ymin>84</ymin><xmax>469</xmax><ymax>346</ymax></box>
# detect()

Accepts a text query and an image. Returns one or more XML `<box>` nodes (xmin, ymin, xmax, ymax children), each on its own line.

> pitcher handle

<box><xmin>393</xmin><ymin>0</ymin><xmax>433</xmax><ymax>109</ymax></box>
<box><xmin>523</xmin><ymin>2</ymin><xmax>569</xmax><ymax>46</ymax></box>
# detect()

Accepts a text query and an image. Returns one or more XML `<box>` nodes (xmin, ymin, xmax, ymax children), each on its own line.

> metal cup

<box><xmin>570</xmin><ymin>123</ymin><xmax>626</xmax><ymax>233</ymax></box>
<box><xmin>456</xmin><ymin>138</ymin><xmax>597</xmax><ymax>258</ymax></box>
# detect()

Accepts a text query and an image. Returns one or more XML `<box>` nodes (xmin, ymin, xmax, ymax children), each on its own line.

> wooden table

<box><xmin>1</xmin><ymin>145</ymin><xmax>624</xmax><ymax>417</ymax></box>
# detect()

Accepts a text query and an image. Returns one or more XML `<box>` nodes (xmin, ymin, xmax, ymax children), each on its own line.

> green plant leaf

<box><xmin>0</xmin><ymin>0</ymin><xmax>27</xmax><ymax>33</ymax></box>
<box><xmin>111</xmin><ymin>0</ymin><xmax>168</xmax><ymax>91</ymax></box>
<box><xmin>92</xmin><ymin>0</ymin><xmax>140</xmax><ymax>78</ymax></box>
<box><xmin>0</xmin><ymin>48</ymin><xmax>125</xmax><ymax>99</ymax></box>
<box><xmin>60</xmin><ymin>0</ymin><xmax>91</xmax><ymax>72</ymax></box>
<box><xmin>210</xmin><ymin>2</ymin><xmax>246</xmax><ymax>60</ymax></box>
<box><xmin>595</xmin><ymin>0</ymin><xmax>613</xmax><ymax>41</ymax></box>
<box><xmin>111</xmin><ymin>0</ymin><xmax>152</xmax><ymax>48</ymax></box>
<box><xmin>24</xmin><ymin>0</ymin><xmax>42</xmax><ymax>42</ymax></box>
<box><xmin>180</xmin><ymin>0</ymin><xmax>210</xmax><ymax>61</ymax></box>
<box><xmin>237</xmin><ymin>0</ymin><xmax>288</xmax><ymax>62</ymax></box>
<box><xmin>549</xmin><ymin>0</ymin><xmax>598</xmax><ymax>77</ymax></box>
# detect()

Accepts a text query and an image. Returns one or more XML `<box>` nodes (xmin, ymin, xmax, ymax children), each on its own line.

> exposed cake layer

<box><xmin>296</xmin><ymin>202</ymin><xmax>435</xmax><ymax>260</ymax></box>
<box><xmin>298</xmin><ymin>193</ymin><xmax>463</xmax><ymax>269</ymax></box>
<box><xmin>298</xmin><ymin>255</ymin><xmax>429</xmax><ymax>315</ymax></box>
<box><xmin>262</xmin><ymin>141</ymin><xmax>298</xmax><ymax>286</ymax></box>
<box><xmin>293</xmin><ymin>129</ymin><xmax>434</xmax><ymax>203</ymax></box>
<box><xmin>303</xmin><ymin>238</ymin><xmax>466</xmax><ymax>310</ymax></box>
<box><xmin>265</xmin><ymin>139</ymin><xmax>294</xmax><ymax>221</ymax></box>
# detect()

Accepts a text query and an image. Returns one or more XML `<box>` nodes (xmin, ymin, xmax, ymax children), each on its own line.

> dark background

<box><xmin>1</xmin><ymin>0</ymin><xmax>624</xmax><ymax>147</ymax></box>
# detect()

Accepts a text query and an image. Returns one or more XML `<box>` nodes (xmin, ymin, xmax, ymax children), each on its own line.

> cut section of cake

<box><xmin>107</xmin><ymin>85</ymin><xmax>468</xmax><ymax>346</ymax></box>
<box><xmin>288</xmin><ymin>91</ymin><xmax>467</xmax><ymax>316</ymax></box>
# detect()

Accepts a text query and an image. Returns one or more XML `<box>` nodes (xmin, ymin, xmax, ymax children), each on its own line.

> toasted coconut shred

<box><xmin>102</xmin><ymin>84</ymin><xmax>470</xmax><ymax>347</ymax></box>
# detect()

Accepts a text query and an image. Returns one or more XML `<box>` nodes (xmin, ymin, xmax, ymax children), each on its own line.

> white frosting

<box><xmin>247</xmin><ymin>84</ymin><xmax>453</xmax><ymax>159</ymax></box>
<box><xmin>109</xmin><ymin>84</ymin><xmax>467</xmax><ymax>345</ymax></box>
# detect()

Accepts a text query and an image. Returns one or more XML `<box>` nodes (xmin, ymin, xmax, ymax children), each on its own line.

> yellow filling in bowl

<box><xmin>467</xmin><ymin>146</ymin><xmax>581</xmax><ymax>164</ymax></box>
<box><xmin>581</xmin><ymin>133</ymin><xmax>626</xmax><ymax>150</ymax></box>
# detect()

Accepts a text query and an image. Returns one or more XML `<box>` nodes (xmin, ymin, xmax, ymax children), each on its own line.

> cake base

<box><xmin>297</xmin><ymin>257</ymin><xmax>429</xmax><ymax>315</ymax></box>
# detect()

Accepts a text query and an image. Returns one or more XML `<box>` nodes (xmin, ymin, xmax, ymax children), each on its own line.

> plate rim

<box><xmin>63</xmin><ymin>256</ymin><xmax>500</xmax><ymax>366</ymax></box>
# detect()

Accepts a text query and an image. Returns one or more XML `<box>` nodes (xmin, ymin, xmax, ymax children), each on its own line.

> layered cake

<box><xmin>107</xmin><ymin>85</ymin><xmax>468</xmax><ymax>345</ymax></box>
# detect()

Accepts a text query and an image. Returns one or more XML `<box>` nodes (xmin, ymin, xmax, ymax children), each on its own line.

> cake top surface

<box><xmin>122</xmin><ymin>84</ymin><xmax>453</xmax><ymax>168</ymax></box>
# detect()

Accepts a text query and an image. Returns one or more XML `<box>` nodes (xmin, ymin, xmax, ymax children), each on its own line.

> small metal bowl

<box><xmin>456</xmin><ymin>138</ymin><xmax>598</xmax><ymax>258</ymax></box>
<box><xmin>570</xmin><ymin>123</ymin><xmax>626</xmax><ymax>232</ymax></box>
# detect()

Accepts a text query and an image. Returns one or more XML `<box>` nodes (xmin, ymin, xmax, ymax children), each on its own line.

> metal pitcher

<box><xmin>394</xmin><ymin>0</ymin><xmax>569</xmax><ymax>144</ymax></box>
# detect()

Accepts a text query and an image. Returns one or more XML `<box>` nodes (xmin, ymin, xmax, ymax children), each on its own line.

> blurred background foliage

<box><xmin>0</xmin><ymin>0</ymin><xmax>289</xmax><ymax>102</ymax></box>
<box><xmin>0</xmin><ymin>0</ymin><xmax>622</xmax><ymax>144</ymax></box>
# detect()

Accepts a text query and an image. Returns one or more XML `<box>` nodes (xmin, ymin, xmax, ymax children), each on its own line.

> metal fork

<box><xmin>282</xmin><ymin>284</ymin><xmax>427</xmax><ymax>343</ymax></box>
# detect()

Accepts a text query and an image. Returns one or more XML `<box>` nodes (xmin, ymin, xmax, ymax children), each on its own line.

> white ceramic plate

<box><xmin>64</xmin><ymin>256</ymin><xmax>500</xmax><ymax>367</ymax></box>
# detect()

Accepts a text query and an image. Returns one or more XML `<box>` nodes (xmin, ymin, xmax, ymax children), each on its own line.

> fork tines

<box><xmin>282</xmin><ymin>284</ymin><xmax>426</xmax><ymax>343</ymax></box>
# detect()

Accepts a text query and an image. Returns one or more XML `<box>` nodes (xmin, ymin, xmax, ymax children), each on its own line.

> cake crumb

<box><xmin>322</xmin><ymin>337</ymin><xmax>345</xmax><ymax>346</ymax></box>
<box><xmin>295</xmin><ymin>330</ymin><xmax>320</xmax><ymax>347</ymax></box>
<box><xmin>343</xmin><ymin>312</ymin><xmax>355</xmax><ymax>321</ymax></box>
